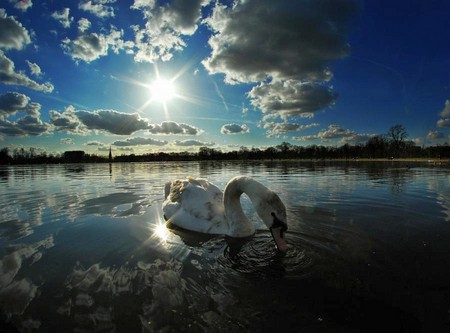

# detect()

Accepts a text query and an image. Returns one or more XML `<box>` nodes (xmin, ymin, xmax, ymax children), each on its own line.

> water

<box><xmin>0</xmin><ymin>161</ymin><xmax>449</xmax><ymax>332</ymax></box>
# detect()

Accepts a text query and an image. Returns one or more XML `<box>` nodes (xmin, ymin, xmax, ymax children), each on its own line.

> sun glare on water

<box><xmin>149</xmin><ymin>78</ymin><xmax>176</xmax><ymax>103</ymax></box>
<box><xmin>154</xmin><ymin>223</ymin><xmax>169</xmax><ymax>242</ymax></box>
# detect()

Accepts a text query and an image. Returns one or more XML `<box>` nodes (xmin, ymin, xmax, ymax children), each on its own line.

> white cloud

<box><xmin>293</xmin><ymin>124</ymin><xmax>374</xmax><ymax>145</ymax></box>
<box><xmin>174</xmin><ymin>140</ymin><xmax>214</xmax><ymax>146</ymax></box>
<box><xmin>148</xmin><ymin>121</ymin><xmax>203</xmax><ymax>135</ymax></box>
<box><xmin>427</xmin><ymin>131</ymin><xmax>444</xmax><ymax>140</ymax></box>
<box><xmin>220</xmin><ymin>123</ymin><xmax>249</xmax><ymax>135</ymax></box>
<box><xmin>51</xmin><ymin>8</ymin><xmax>73</xmax><ymax>29</ymax></box>
<box><xmin>78</xmin><ymin>18</ymin><xmax>91</xmax><ymax>32</ymax></box>
<box><xmin>61</xmin><ymin>138</ymin><xmax>74</xmax><ymax>145</ymax></box>
<box><xmin>0</xmin><ymin>9</ymin><xmax>31</xmax><ymax>50</ymax></box>
<box><xmin>112</xmin><ymin>137</ymin><xmax>168</xmax><ymax>146</ymax></box>
<box><xmin>8</xmin><ymin>0</ymin><xmax>33</xmax><ymax>12</ymax></box>
<box><xmin>263</xmin><ymin>121</ymin><xmax>319</xmax><ymax>137</ymax></box>
<box><xmin>75</xmin><ymin>109</ymin><xmax>151</xmax><ymax>135</ymax></box>
<box><xmin>202</xmin><ymin>0</ymin><xmax>356</xmax><ymax>84</ymax></box>
<box><xmin>62</xmin><ymin>27</ymin><xmax>133</xmax><ymax>63</ymax></box>
<box><xmin>0</xmin><ymin>51</ymin><xmax>54</xmax><ymax>92</ymax></box>
<box><xmin>86</xmin><ymin>140</ymin><xmax>104</xmax><ymax>146</ymax></box>
<box><xmin>79</xmin><ymin>0</ymin><xmax>116</xmax><ymax>18</ymax></box>
<box><xmin>249</xmin><ymin>80</ymin><xmax>337</xmax><ymax>121</ymax></box>
<box><xmin>131</xmin><ymin>0</ymin><xmax>210</xmax><ymax>63</ymax></box>
<box><xmin>25</xmin><ymin>60</ymin><xmax>42</xmax><ymax>77</ymax></box>
<box><xmin>440</xmin><ymin>100</ymin><xmax>450</xmax><ymax>118</ymax></box>
<box><xmin>437</xmin><ymin>118</ymin><xmax>450</xmax><ymax>128</ymax></box>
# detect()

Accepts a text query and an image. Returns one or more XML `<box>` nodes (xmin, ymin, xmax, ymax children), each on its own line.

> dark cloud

<box><xmin>0</xmin><ymin>92</ymin><xmax>30</xmax><ymax>117</ymax></box>
<box><xmin>203</xmin><ymin>0</ymin><xmax>357</xmax><ymax>83</ymax></box>
<box><xmin>50</xmin><ymin>106</ymin><xmax>85</xmax><ymax>134</ymax></box>
<box><xmin>174</xmin><ymin>140</ymin><xmax>214</xmax><ymax>146</ymax></box>
<box><xmin>75</xmin><ymin>109</ymin><xmax>151</xmax><ymax>135</ymax></box>
<box><xmin>0</xmin><ymin>116</ymin><xmax>51</xmax><ymax>137</ymax></box>
<box><xmin>221</xmin><ymin>123</ymin><xmax>249</xmax><ymax>135</ymax></box>
<box><xmin>148</xmin><ymin>121</ymin><xmax>203</xmax><ymax>135</ymax></box>
<box><xmin>0</xmin><ymin>9</ymin><xmax>31</xmax><ymax>50</ymax></box>
<box><xmin>112</xmin><ymin>137</ymin><xmax>168</xmax><ymax>146</ymax></box>
<box><xmin>0</xmin><ymin>51</ymin><xmax>54</xmax><ymax>92</ymax></box>
<box><xmin>249</xmin><ymin>81</ymin><xmax>337</xmax><ymax>121</ymax></box>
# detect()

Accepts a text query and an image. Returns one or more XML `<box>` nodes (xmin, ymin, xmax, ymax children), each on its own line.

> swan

<box><xmin>162</xmin><ymin>176</ymin><xmax>288</xmax><ymax>251</ymax></box>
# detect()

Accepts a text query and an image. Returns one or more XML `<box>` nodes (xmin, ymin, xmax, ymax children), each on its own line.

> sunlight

<box><xmin>149</xmin><ymin>78</ymin><xmax>176</xmax><ymax>103</ymax></box>
<box><xmin>153</xmin><ymin>222</ymin><xmax>169</xmax><ymax>242</ymax></box>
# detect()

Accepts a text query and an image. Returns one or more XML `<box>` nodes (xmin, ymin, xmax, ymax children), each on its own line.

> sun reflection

<box><xmin>153</xmin><ymin>222</ymin><xmax>169</xmax><ymax>243</ymax></box>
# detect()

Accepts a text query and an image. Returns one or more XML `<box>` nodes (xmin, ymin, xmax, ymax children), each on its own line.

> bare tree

<box><xmin>387</xmin><ymin>124</ymin><xmax>408</xmax><ymax>157</ymax></box>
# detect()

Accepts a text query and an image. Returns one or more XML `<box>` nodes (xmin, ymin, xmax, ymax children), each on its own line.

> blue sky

<box><xmin>1</xmin><ymin>0</ymin><xmax>449</xmax><ymax>155</ymax></box>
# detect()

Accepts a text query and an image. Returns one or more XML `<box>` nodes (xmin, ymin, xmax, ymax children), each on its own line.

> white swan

<box><xmin>162</xmin><ymin>176</ymin><xmax>288</xmax><ymax>251</ymax></box>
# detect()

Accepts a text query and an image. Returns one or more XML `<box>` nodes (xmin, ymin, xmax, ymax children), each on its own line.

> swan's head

<box><xmin>256</xmin><ymin>192</ymin><xmax>288</xmax><ymax>252</ymax></box>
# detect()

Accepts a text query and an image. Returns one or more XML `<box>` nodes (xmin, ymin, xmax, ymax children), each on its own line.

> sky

<box><xmin>1</xmin><ymin>0</ymin><xmax>450</xmax><ymax>156</ymax></box>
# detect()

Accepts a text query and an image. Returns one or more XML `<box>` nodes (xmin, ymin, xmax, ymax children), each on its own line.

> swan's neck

<box><xmin>223</xmin><ymin>176</ymin><xmax>270</xmax><ymax>237</ymax></box>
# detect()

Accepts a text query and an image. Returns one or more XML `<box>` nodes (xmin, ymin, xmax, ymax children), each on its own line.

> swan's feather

<box><xmin>163</xmin><ymin>177</ymin><xmax>227</xmax><ymax>234</ymax></box>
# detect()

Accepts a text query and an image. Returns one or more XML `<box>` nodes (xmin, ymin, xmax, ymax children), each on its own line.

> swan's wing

<box><xmin>162</xmin><ymin>178</ymin><xmax>227</xmax><ymax>234</ymax></box>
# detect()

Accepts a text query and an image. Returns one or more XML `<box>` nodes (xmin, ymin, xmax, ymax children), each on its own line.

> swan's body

<box><xmin>162</xmin><ymin>176</ymin><xmax>288</xmax><ymax>251</ymax></box>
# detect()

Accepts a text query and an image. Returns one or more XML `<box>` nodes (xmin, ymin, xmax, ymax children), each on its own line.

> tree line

<box><xmin>1</xmin><ymin>125</ymin><xmax>449</xmax><ymax>164</ymax></box>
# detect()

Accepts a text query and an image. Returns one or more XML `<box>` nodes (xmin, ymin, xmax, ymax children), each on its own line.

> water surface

<box><xmin>1</xmin><ymin>161</ymin><xmax>450</xmax><ymax>332</ymax></box>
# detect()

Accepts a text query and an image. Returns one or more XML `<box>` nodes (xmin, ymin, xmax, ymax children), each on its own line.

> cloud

<box><xmin>0</xmin><ymin>92</ymin><xmax>30</xmax><ymax>117</ymax></box>
<box><xmin>0</xmin><ymin>9</ymin><xmax>31</xmax><ymax>50</ymax></box>
<box><xmin>86</xmin><ymin>140</ymin><xmax>104</xmax><ymax>146</ymax></box>
<box><xmin>437</xmin><ymin>118</ymin><xmax>450</xmax><ymax>128</ymax></box>
<box><xmin>51</xmin><ymin>8</ymin><xmax>73</xmax><ymax>29</ymax></box>
<box><xmin>148</xmin><ymin>121</ymin><xmax>203</xmax><ymax>135</ymax></box>
<box><xmin>0</xmin><ymin>115</ymin><xmax>51</xmax><ymax>137</ymax></box>
<box><xmin>249</xmin><ymin>80</ymin><xmax>337</xmax><ymax>120</ymax></box>
<box><xmin>427</xmin><ymin>131</ymin><xmax>444</xmax><ymax>140</ymax></box>
<box><xmin>78</xmin><ymin>18</ymin><xmax>91</xmax><ymax>32</ymax></box>
<box><xmin>50</xmin><ymin>106</ymin><xmax>86</xmax><ymax>134</ymax></box>
<box><xmin>263</xmin><ymin>121</ymin><xmax>319</xmax><ymax>137</ymax></box>
<box><xmin>220</xmin><ymin>123</ymin><xmax>249</xmax><ymax>135</ymax></box>
<box><xmin>293</xmin><ymin>124</ymin><xmax>374</xmax><ymax>144</ymax></box>
<box><xmin>131</xmin><ymin>0</ymin><xmax>210</xmax><ymax>62</ymax></box>
<box><xmin>60</xmin><ymin>138</ymin><xmax>74</xmax><ymax>145</ymax></box>
<box><xmin>8</xmin><ymin>0</ymin><xmax>33</xmax><ymax>12</ymax></box>
<box><xmin>79</xmin><ymin>0</ymin><xmax>116</xmax><ymax>18</ymax></box>
<box><xmin>112</xmin><ymin>137</ymin><xmax>168</xmax><ymax>146</ymax></box>
<box><xmin>75</xmin><ymin>109</ymin><xmax>151</xmax><ymax>135</ymax></box>
<box><xmin>440</xmin><ymin>100</ymin><xmax>450</xmax><ymax>118</ymax></box>
<box><xmin>174</xmin><ymin>140</ymin><xmax>214</xmax><ymax>146</ymax></box>
<box><xmin>202</xmin><ymin>0</ymin><xmax>356</xmax><ymax>84</ymax></box>
<box><xmin>25</xmin><ymin>60</ymin><xmax>42</xmax><ymax>77</ymax></box>
<box><xmin>0</xmin><ymin>51</ymin><xmax>54</xmax><ymax>92</ymax></box>
<box><xmin>62</xmin><ymin>28</ymin><xmax>133</xmax><ymax>63</ymax></box>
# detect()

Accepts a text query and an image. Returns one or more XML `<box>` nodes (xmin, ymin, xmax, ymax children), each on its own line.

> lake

<box><xmin>0</xmin><ymin>161</ymin><xmax>449</xmax><ymax>332</ymax></box>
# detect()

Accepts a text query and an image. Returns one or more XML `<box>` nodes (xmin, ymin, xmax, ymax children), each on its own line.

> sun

<box><xmin>149</xmin><ymin>78</ymin><xmax>176</xmax><ymax>102</ymax></box>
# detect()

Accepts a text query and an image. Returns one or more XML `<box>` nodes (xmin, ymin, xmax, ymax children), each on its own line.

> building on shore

<box><xmin>64</xmin><ymin>150</ymin><xmax>85</xmax><ymax>163</ymax></box>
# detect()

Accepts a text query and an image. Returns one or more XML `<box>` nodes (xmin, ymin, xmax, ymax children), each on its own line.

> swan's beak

<box><xmin>270</xmin><ymin>226</ymin><xmax>288</xmax><ymax>252</ymax></box>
